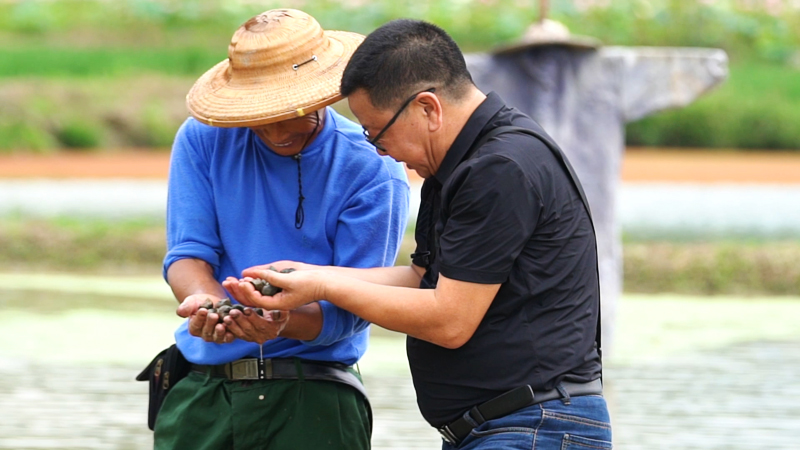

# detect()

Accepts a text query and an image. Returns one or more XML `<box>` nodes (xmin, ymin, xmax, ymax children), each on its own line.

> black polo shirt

<box><xmin>408</xmin><ymin>92</ymin><xmax>601</xmax><ymax>427</ymax></box>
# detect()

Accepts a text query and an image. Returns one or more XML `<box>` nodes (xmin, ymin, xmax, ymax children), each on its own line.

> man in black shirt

<box><xmin>227</xmin><ymin>18</ymin><xmax>612</xmax><ymax>450</ymax></box>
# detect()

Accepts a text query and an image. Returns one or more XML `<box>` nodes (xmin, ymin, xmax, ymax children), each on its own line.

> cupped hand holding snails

<box><xmin>178</xmin><ymin>294</ymin><xmax>235</xmax><ymax>344</ymax></box>
<box><xmin>222</xmin><ymin>307</ymin><xmax>290</xmax><ymax>344</ymax></box>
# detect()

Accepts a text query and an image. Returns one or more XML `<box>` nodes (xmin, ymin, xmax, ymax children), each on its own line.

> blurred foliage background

<box><xmin>0</xmin><ymin>0</ymin><xmax>799</xmax><ymax>152</ymax></box>
<box><xmin>1</xmin><ymin>0</ymin><xmax>799</xmax><ymax>296</ymax></box>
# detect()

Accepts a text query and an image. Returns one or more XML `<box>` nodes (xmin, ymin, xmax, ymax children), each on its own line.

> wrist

<box><xmin>278</xmin><ymin>303</ymin><xmax>322</xmax><ymax>341</ymax></box>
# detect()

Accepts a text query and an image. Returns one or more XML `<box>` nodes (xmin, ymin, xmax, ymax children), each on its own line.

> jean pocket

<box><xmin>561</xmin><ymin>433</ymin><xmax>613</xmax><ymax>449</ymax></box>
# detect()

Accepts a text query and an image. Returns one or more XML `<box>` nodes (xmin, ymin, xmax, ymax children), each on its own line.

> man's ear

<box><xmin>417</xmin><ymin>92</ymin><xmax>443</xmax><ymax>132</ymax></box>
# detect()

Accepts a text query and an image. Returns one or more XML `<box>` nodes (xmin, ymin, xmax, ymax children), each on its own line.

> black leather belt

<box><xmin>191</xmin><ymin>358</ymin><xmax>368</xmax><ymax>399</ymax></box>
<box><xmin>438</xmin><ymin>379</ymin><xmax>603</xmax><ymax>446</ymax></box>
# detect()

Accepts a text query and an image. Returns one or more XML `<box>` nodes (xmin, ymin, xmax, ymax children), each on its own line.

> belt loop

<box><xmin>259</xmin><ymin>358</ymin><xmax>273</xmax><ymax>380</ymax></box>
<box><xmin>467</xmin><ymin>406</ymin><xmax>486</xmax><ymax>426</ymax></box>
<box><xmin>556</xmin><ymin>383</ymin><xmax>571</xmax><ymax>405</ymax></box>
<box><xmin>224</xmin><ymin>363</ymin><xmax>233</xmax><ymax>379</ymax></box>
<box><xmin>201</xmin><ymin>366</ymin><xmax>212</xmax><ymax>385</ymax></box>
<box><xmin>294</xmin><ymin>358</ymin><xmax>305</xmax><ymax>382</ymax></box>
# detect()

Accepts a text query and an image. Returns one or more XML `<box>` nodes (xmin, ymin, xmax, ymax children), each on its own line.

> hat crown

<box><xmin>523</xmin><ymin>19</ymin><xmax>571</xmax><ymax>41</ymax></box>
<box><xmin>185</xmin><ymin>8</ymin><xmax>364</xmax><ymax>127</ymax></box>
<box><xmin>227</xmin><ymin>9</ymin><xmax>326</xmax><ymax>83</ymax></box>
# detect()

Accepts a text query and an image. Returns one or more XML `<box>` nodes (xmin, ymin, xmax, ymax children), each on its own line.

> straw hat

<box><xmin>186</xmin><ymin>9</ymin><xmax>364</xmax><ymax>127</ymax></box>
<box><xmin>492</xmin><ymin>19</ymin><xmax>601</xmax><ymax>55</ymax></box>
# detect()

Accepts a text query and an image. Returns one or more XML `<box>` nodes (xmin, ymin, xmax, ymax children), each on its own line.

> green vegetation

<box><xmin>626</xmin><ymin>62</ymin><xmax>800</xmax><ymax>150</ymax></box>
<box><xmin>624</xmin><ymin>240</ymin><xmax>800</xmax><ymax>296</ymax></box>
<box><xmin>0</xmin><ymin>0</ymin><xmax>798</xmax><ymax>151</ymax></box>
<box><xmin>0</xmin><ymin>216</ymin><xmax>166</xmax><ymax>273</ymax></box>
<box><xmin>1</xmin><ymin>216</ymin><xmax>797</xmax><ymax>296</ymax></box>
<box><xmin>0</xmin><ymin>47</ymin><xmax>225</xmax><ymax>78</ymax></box>
<box><xmin>0</xmin><ymin>76</ymin><xmax>191</xmax><ymax>152</ymax></box>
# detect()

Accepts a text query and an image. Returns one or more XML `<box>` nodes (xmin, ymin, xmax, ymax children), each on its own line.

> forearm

<box><xmin>320</xmin><ymin>264</ymin><xmax>423</xmax><ymax>288</ymax></box>
<box><xmin>167</xmin><ymin>258</ymin><xmax>225</xmax><ymax>303</ymax></box>
<box><xmin>321</xmin><ymin>275</ymin><xmax>457</xmax><ymax>348</ymax></box>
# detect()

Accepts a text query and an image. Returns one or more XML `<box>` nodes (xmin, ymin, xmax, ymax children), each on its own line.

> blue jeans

<box><xmin>441</xmin><ymin>394</ymin><xmax>612</xmax><ymax>450</ymax></box>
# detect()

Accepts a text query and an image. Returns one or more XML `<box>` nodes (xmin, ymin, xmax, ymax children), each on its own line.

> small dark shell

<box><xmin>199</xmin><ymin>299</ymin><xmax>214</xmax><ymax>310</ymax></box>
<box><xmin>231</xmin><ymin>304</ymin><xmax>245</xmax><ymax>312</ymax></box>
<box><xmin>216</xmin><ymin>305</ymin><xmax>232</xmax><ymax>323</ymax></box>
<box><xmin>250</xmin><ymin>279</ymin><xmax>267</xmax><ymax>291</ymax></box>
<box><xmin>260</xmin><ymin>284</ymin><xmax>282</xmax><ymax>297</ymax></box>
<box><xmin>217</xmin><ymin>298</ymin><xmax>232</xmax><ymax>308</ymax></box>
<box><xmin>280</xmin><ymin>268</ymin><xmax>296</xmax><ymax>274</ymax></box>
<box><xmin>268</xmin><ymin>265</ymin><xmax>278</xmax><ymax>272</ymax></box>
<box><xmin>254</xmin><ymin>308</ymin><xmax>264</xmax><ymax>317</ymax></box>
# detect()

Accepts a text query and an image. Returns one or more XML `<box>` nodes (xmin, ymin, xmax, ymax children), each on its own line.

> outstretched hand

<box><xmin>229</xmin><ymin>265</ymin><xmax>330</xmax><ymax>311</ymax></box>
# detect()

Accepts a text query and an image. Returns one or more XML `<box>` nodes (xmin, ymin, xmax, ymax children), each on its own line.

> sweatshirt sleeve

<box><xmin>303</xmin><ymin>176</ymin><xmax>410</xmax><ymax>347</ymax></box>
<box><xmin>162</xmin><ymin>119</ymin><xmax>223</xmax><ymax>280</ymax></box>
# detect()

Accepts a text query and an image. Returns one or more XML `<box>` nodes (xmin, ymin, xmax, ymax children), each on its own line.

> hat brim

<box><xmin>491</xmin><ymin>35</ymin><xmax>601</xmax><ymax>55</ymax></box>
<box><xmin>186</xmin><ymin>30</ymin><xmax>364</xmax><ymax>128</ymax></box>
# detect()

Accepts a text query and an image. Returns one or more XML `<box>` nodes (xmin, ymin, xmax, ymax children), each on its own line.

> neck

<box><xmin>303</xmin><ymin>109</ymin><xmax>327</xmax><ymax>149</ymax></box>
<box><xmin>430</xmin><ymin>87</ymin><xmax>487</xmax><ymax>171</ymax></box>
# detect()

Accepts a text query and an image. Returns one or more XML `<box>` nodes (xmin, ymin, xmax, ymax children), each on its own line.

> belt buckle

<box><xmin>438</xmin><ymin>425</ymin><xmax>459</xmax><ymax>446</ymax></box>
<box><xmin>229</xmin><ymin>359</ymin><xmax>259</xmax><ymax>380</ymax></box>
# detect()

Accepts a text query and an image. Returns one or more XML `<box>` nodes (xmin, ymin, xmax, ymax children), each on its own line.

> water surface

<box><xmin>1</xmin><ymin>277</ymin><xmax>799</xmax><ymax>449</ymax></box>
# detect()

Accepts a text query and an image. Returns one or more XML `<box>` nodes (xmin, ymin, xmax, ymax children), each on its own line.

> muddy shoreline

<box><xmin>1</xmin><ymin>147</ymin><xmax>799</xmax><ymax>183</ymax></box>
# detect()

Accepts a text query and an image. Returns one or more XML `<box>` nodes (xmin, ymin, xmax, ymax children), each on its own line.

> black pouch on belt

<box><xmin>135</xmin><ymin>344</ymin><xmax>191</xmax><ymax>430</ymax></box>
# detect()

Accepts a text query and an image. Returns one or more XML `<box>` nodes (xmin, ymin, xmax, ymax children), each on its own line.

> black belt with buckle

<box><xmin>191</xmin><ymin>358</ymin><xmax>368</xmax><ymax>399</ymax></box>
<box><xmin>438</xmin><ymin>379</ymin><xmax>603</xmax><ymax>447</ymax></box>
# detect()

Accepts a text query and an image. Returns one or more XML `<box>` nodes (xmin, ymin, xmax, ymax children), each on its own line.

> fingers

<box><xmin>270</xmin><ymin>310</ymin><xmax>289</xmax><ymax>323</ymax></box>
<box><xmin>213</xmin><ymin>323</ymin><xmax>231</xmax><ymax>344</ymax></box>
<box><xmin>223</xmin><ymin>276</ymin><xmax>253</xmax><ymax>305</ymax></box>
<box><xmin>187</xmin><ymin>308</ymin><xmax>207</xmax><ymax>336</ymax></box>
<box><xmin>228</xmin><ymin>277</ymin><xmax>283</xmax><ymax>310</ymax></box>
<box><xmin>242</xmin><ymin>289</ymin><xmax>286</xmax><ymax>310</ymax></box>
<box><xmin>223</xmin><ymin>307</ymin><xmax>290</xmax><ymax>343</ymax></box>
<box><xmin>177</xmin><ymin>297</ymin><xmax>201</xmax><ymax>318</ymax></box>
<box><xmin>224</xmin><ymin>308</ymin><xmax>249</xmax><ymax>337</ymax></box>
<box><xmin>187</xmin><ymin>309</ymin><xmax>227</xmax><ymax>343</ymax></box>
<box><xmin>242</xmin><ymin>265</ymin><xmax>289</xmax><ymax>280</ymax></box>
<box><xmin>242</xmin><ymin>260</ymin><xmax>316</xmax><ymax>277</ymax></box>
<box><xmin>202</xmin><ymin>310</ymin><xmax>219</xmax><ymax>340</ymax></box>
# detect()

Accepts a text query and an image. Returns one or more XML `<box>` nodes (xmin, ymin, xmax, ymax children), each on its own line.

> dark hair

<box><xmin>341</xmin><ymin>19</ymin><xmax>474</xmax><ymax>109</ymax></box>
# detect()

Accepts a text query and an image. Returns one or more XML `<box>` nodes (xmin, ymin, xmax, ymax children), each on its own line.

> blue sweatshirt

<box><xmin>164</xmin><ymin>108</ymin><xmax>410</xmax><ymax>365</ymax></box>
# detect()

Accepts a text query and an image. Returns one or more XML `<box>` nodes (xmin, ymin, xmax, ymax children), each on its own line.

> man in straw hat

<box><xmin>153</xmin><ymin>9</ymin><xmax>409</xmax><ymax>449</ymax></box>
<box><xmin>228</xmin><ymin>18</ymin><xmax>611</xmax><ymax>450</ymax></box>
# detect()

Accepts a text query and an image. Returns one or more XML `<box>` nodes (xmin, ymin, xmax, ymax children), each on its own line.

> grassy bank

<box><xmin>1</xmin><ymin>216</ymin><xmax>797</xmax><ymax>296</ymax></box>
<box><xmin>0</xmin><ymin>216</ymin><xmax>166</xmax><ymax>274</ymax></box>
<box><xmin>624</xmin><ymin>241</ymin><xmax>800</xmax><ymax>296</ymax></box>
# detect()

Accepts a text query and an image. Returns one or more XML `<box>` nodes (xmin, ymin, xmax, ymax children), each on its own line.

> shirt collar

<box><xmin>434</xmin><ymin>92</ymin><xmax>505</xmax><ymax>184</ymax></box>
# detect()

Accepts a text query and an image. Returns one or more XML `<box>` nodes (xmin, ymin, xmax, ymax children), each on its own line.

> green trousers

<box><xmin>153</xmin><ymin>369</ymin><xmax>371</xmax><ymax>450</ymax></box>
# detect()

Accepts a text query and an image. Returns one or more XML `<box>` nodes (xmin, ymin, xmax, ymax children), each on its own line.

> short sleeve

<box><xmin>438</xmin><ymin>155</ymin><xmax>541</xmax><ymax>284</ymax></box>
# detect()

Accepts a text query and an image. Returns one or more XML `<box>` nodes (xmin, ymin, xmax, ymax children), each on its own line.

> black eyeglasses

<box><xmin>363</xmin><ymin>87</ymin><xmax>436</xmax><ymax>152</ymax></box>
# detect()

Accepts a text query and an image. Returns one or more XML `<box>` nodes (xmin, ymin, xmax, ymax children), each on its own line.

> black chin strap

<box><xmin>293</xmin><ymin>111</ymin><xmax>320</xmax><ymax>230</ymax></box>
<box><xmin>292</xmin><ymin>153</ymin><xmax>305</xmax><ymax>229</ymax></box>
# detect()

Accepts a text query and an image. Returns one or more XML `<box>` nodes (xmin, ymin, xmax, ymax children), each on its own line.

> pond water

<box><xmin>1</xmin><ymin>277</ymin><xmax>799</xmax><ymax>449</ymax></box>
<box><xmin>2</xmin><ymin>180</ymin><xmax>800</xmax><ymax>238</ymax></box>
